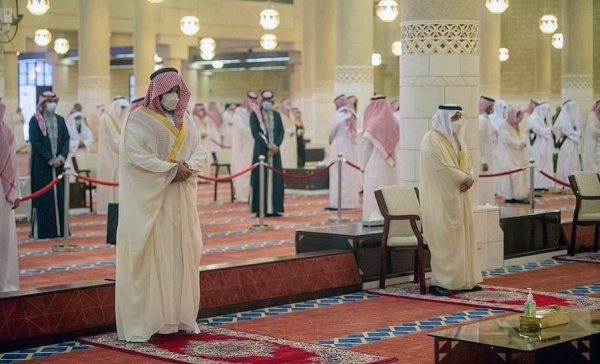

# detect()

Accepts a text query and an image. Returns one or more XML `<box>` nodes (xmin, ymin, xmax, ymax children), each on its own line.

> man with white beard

<box><xmin>553</xmin><ymin>100</ymin><xmax>581</xmax><ymax>184</ymax></box>
<box><xmin>231</xmin><ymin>91</ymin><xmax>258</xmax><ymax>202</ymax></box>
<box><xmin>97</xmin><ymin>97</ymin><xmax>129</xmax><ymax>215</ymax></box>
<box><xmin>528</xmin><ymin>102</ymin><xmax>554</xmax><ymax>189</ymax></box>
<box><xmin>478</xmin><ymin>96</ymin><xmax>495</xmax><ymax>205</ymax></box>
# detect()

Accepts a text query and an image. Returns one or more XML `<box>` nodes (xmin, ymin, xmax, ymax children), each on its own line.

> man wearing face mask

<box><xmin>66</xmin><ymin>111</ymin><xmax>94</xmax><ymax>179</ymax></box>
<box><xmin>29</xmin><ymin>91</ymin><xmax>70</xmax><ymax>239</ymax></box>
<box><xmin>96</xmin><ymin>97</ymin><xmax>130</xmax><ymax>215</ymax></box>
<box><xmin>249</xmin><ymin>90</ymin><xmax>285</xmax><ymax>217</ymax></box>
<box><xmin>115</xmin><ymin>67</ymin><xmax>207</xmax><ymax>342</ymax></box>
<box><xmin>420</xmin><ymin>104</ymin><xmax>481</xmax><ymax>296</ymax></box>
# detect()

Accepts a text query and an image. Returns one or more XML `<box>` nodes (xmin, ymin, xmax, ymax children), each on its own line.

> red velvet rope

<box><xmin>267</xmin><ymin>162</ymin><xmax>335</xmax><ymax>180</ymax></box>
<box><xmin>198</xmin><ymin>163</ymin><xmax>258</xmax><ymax>182</ymax></box>
<box><xmin>20</xmin><ymin>175</ymin><xmax>63</xmax><ymax>201</ymax></box>
<box><xmin>480</xmin><ymin>167</ymin><xmax>527</xmax><ymax>178</ymax></box>
<box><xmin>345</xmin><ymin>160</ymin><xmax>362</xmax><ymax>172</ymax></box>
<box><xmin>210</xmin><ymin>138</ymin><xmax>231</xmax><ymax>149</ymax></box>
<box><xmin>538</xmin><ymin>170</ymin><xmax>571</xmax><ymax>188</ymax></box>
<box><xmin>75</xmin><ymin>173</ymin><xmax>119</xmax><ymax>186</ymax></box>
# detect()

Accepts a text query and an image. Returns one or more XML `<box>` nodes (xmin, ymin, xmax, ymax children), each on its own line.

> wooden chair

<box><xmin>212</xmin><ymin>150</ymin><xmax>234</xmax><ymax>202</ymax></box>
<box><xmin>71</xmin><ymin>156</ymin><xmax>96</xmax><ymax>212</ymax></box>
<box><xmin>568</xmin><ymin>172</ymin><xmax>600</xmax><ymax>255</ymax></box>
<box><xmin>374</xmin><ymin>185</ymin><xmax>427</xmax><ymax>294</ymax></box>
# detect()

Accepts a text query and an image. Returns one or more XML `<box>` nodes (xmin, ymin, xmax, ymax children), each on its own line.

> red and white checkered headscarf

<box><xmin>192</xmin><ymin>103</ymin><xmax>205</xmax><ymax>119</ymax></box>
<box><xmin>0</xmin><ymin>101</ymin><xmax>17</xmax><ymax>204</ymax></box>
<box><xmin>242</xmin><ymin>91</ymin><xmax>258</xmax><ymax>113</ymax></box>
<box><xmin>479</xmin><ymin>96</ymin><xmax>495</xmax><ymax>114</ymax></box>
<box><xmin>363</xmin><ymin>96</ymin><xmax>400</xmax><ymax>166</ymax></box>
<box><xmin>334</xmin><ymin>95</ymin><xmax>347</xmax><ymax>110</ymax></box>
<box><xmin>130</xmin><ymin>97</ymin><xmax>145</xmax><ymax>112</ymax></box>
<box><xmin>207</xmin><ymin>102</ymin><xmax>223</xmax><ymax>129</ymax></box>
<box><xmin>34</xmin><ymin>91</ymin><xmax>59</xmax><ymax>136</ymax></box>
<box><xmin>507</xmin><ymin>105</ymin><xmax>524</xmax><ymax>129</ymax></box>
<box><xmin>525</xmin><ymin>99</ymin><xmax>540</xmax><ymax>115</ymax></box>
<box><xmin>141</xmin><ymin>68</ymin><xmax>190</xmax><ymax>130</ymax></box>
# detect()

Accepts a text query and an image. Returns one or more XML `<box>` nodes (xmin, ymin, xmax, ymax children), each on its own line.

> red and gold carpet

<box><xmin>367</xmin><ymin>284</ymin><xmax>600</xmax><ymax>312</ymax></box>
<box><xmin>79</xmin><ymin>326</ymin><xmax>397</xmax><ymax>364</ymax></box>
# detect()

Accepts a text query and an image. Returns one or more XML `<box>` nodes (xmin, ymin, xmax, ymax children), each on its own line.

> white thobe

<box><xmin>116</xmin><ymin>107</ymin><xmax>206</xmax><ymax>342</ymax></box>
<box><xmin>231</xmin><ymin>107</ymin><xmax>255</xmax><ymax>202</ymax></box>
<box><xmin>328</xmin><ymin>110</ymin><xmax>360</xmax><ymax>209</ymax></box>
<box><xmin>96</xmin><ymin>113</ymin><xmax>122</xmax><ymax>214</ymax></box>
<box><xmin>420</xmin><ymin>130</ymin><xmax>482</xmax><ymax>290</ymax></box>
<box><xmin>11</xmin><ymin>114</ymin><xmax>26</xmax><ymax>151</ymax></box>
<box><xmin>392</xmin><ymin>111</ymin><xmax>402</xmax><ymax>181</ymax></box>
<box><xmin>529</xmin><ymin>115</ymin><xmax>554</xmax><ymax>189</ymax></box>
<box><xmin>555</xmin><ymin>125</ymin><xmax>581</xmax><ymax>184</ymax></box>
<box><xmin>361</xmin><ymin>135</ymin><xmax>398</xmax><ymax>224</ymax></box>
<box><xmin>0</xmin><ymin>137</ymin><xmax>20</xmax><ymax>292</ymax></box>
<box><xmin>497</xmin><ymin>122</ymin><xmax>529</xmax><ymax>200</ymax></box>
<box><xmin>279</xmin><ymin>113</ymin><xmax>298</xmax><ymax>169</ymax></box>
<box><xmin>221</xmin><ymin>111</ymin><xmax>236</xmax><ymax>148</ymax></box>
<box><xmin>478</xmin><ymin>114</ymin><xmax>495</xmax><ymax>205</ymax></box>
<box><xmin>583</xmin><ymin>114</ymin><xmax>600</xmax><ymax>172</ymax></box>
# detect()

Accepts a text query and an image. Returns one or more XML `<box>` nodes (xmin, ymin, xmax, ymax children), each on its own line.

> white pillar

<box><xmin>133</xmin><ymin>0</ymin><xmax>156</xmax><ymax>98</ymax></box>
<box><xmin>3</xmin><ymin>50</ymin><xmax>18</xmax><ymax>113</ymax></box>
<box><xmin>479</xmin><ymin>2</ymin><xmax>501</xmax><ymax>99</ymax></box>
<box><xmin>182</xmin><ymin>61</ymin><xmax>199</xmax><ymax>102</ymax></box>
<box><xmin>400</xmin><ymin>0</ymin><xmax>502</xmax><ymax>270</ymax></box>
<box><xmin>334</xmin><ymin>0</ymin><xmax>374</xmax><ymax>123</ymax></box>
<box><xmin>310</xmin><ymin>0</ymin><xmax>335</xmax><ymax>146</ymax></box>
<box><xmin>300</xmin><ymin>0</ymin><xmax>316</xmax><ymax>142</ymax></box>
<box><xmin>561</xmin><ymin>0</ymin><xmax>594</xmax><ymax>125</ymax></box>
<box><xmin>78</xmin><ymin>0</ymin><xmax>111</xmax><ymax>118</ymax></box>
<box><xmin>534</xmin><ymin>0</ymin><xmax>551</xmax><ymax>101</ymax></box>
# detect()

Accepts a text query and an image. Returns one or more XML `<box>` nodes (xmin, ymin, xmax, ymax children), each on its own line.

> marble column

<box><xmin>400</xmin><ymin>0</ymin><xmax>503</xmax><ymax>270</ymax></box>
<box><xmin>334</xmin><ymin>0</ymin><xmax>374</xmax><ymax>124</ymax></box>
<box><xmin>133</xmin><ymin>0</ymin><xmax>157</xmax><ymax>98</ymax></box>
<box><xmin>561</xmin><ymin>0</ymin><xmax>594</xmax><ymax>125</ymax></box>
<box><xmin>3</xmin><ymin>51</ymin><xmax>19</xmax><ymax>114</ymax></box>
<box><xmin>199</xmin><ymin>71</ymin><xmax>210</xmax><ymax>100</ymax></box>
<box><xmin>479</xmin><ymin>2</ymin><xmax>501</xmax><ymax>99</ymax></box>
<box><xmin>182</xmin><ymin>62</ymin><xmax>199</xmax><ymax>102</ymax></box>
<box><xmin>300</xmin><ymin>0</ymin><xmax>315</xmax><ymax>142</ymax></box>
<box><xmin>534</xmin><ymin>1</ymin><xmax>551</xmax><ymax>101</ymax></box>
<box><xmin>310</xmin><ymin>0</ymin><xmax>335</xmax><ymax>146</ymax></box>
<box><xmin>78</xmin><ymin>0</ymin><xmax>111</xmax><ymax>123</ymax></box>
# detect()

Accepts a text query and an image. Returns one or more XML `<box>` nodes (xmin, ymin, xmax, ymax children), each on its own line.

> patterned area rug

<box><xmin>80</xmin><ymin>326</ymin><xmax>397</xmax><ymax>364</ymax></box>
<box><xmin>367</xmin><ymin>284</ymin><xmax>600</xmax><ymax>312</ymax></box>
<box><xmin>555</xmin><ymin>252</ymin><xmax>600</xmax><ymax>264</ymax></box>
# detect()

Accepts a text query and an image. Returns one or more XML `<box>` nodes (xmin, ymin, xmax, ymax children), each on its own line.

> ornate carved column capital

<box><xmin>401</xmin><ymin>21</ymin><xmax>479</xmax><ymax>55</ymax></box>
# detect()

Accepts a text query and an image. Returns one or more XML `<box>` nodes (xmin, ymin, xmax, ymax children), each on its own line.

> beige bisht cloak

<box><xmin>115</xmin><ymin>107</ymin><xmax>206</xmax><ymax>342</ymax></box>
<box><xmin>420</xmin><ymin>129</ymin><xmax>482</xmax><ymax>291</ymax></box>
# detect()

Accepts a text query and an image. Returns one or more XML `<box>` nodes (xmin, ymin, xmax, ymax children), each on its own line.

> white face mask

<box><xmin>160</xmin><ymin>92</ymin><xmax>179</xmax><ymax>111</ymax></box>
<box><xmin>451</xmin><ymin>120</ymin><xmax>463</xmax><ymax>135</ymax></box>
<box><xmin>262</xmin><ymin>102</ymin><xmax>272</xmax><ymax>111</ymax></box>
<box><xmin>46</xmin><ymin>102</ymin><xmax>57</xmax><ymax>113</ymax></box>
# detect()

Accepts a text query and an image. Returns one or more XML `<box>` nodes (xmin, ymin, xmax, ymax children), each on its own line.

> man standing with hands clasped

<box><xmin>115</xmin><ymin>67</ymin><xmax>207</xmax><ymax>342</ymax></box>
<box><xmin>420</xmin><ymin>104</ymin><xmax>482</xmax><ymax>296</ymax></box>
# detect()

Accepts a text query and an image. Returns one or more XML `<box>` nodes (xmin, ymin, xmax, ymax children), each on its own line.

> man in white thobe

<box><xmin>96</xmin><ymin>97</ymin><xmax>129</xmax><ymax>215</ymax></box>
<box><xmin>66</xmin><ymin>111</ymin><xmax>93</xmax><ymax>174</ymax></box>
<box><xmin>0</xmin><ymin>102</ymin><xmax>21</xmax><ymax>292</ymax></box>
<box><xmin>116</xmin><ymin>67</ymin><xmax>207</xmax><ymax>342</ymax></box>
<box><xmin>390</xmin><ymin>99</ymin><xmax>402</xmax><ymax>180</ymax></box>
<box><xmin>528</xmin><ymin>102</ymin><xmax>554</xmax><ymax>189</ymax></box>
<box><xmin>489</xmin><ymin>100</ymin><xmax>508</xmax><ymax>195</ymax></box>
<box><xmin>279</xmin><ymin>99</ymin><xmax>298</xmax><ymax>169</ymax></box>
<box><xmin>420</xmin><ymin>104</ymin><xmax>482</xmax><ymax>296</ymax></box>
<box><xmin>478</xmin><ymin>96</ymin><xmax>495</xmax><ymax>205</ymax></box>
<box><xmin>553</xmin><ymin>100</ymin><xmax>581</xmax><ymax>184</ymax></box>
<box><xmin>583</xmin><ymin>101</ymin><xmax>600</xmax><ymax>172</ymax></box>
<box><xmin>11</xmin><ymin>108</ymin><xmax>27</xmax><ymax>153</ymax></box>
<box><xmin>231</xmin><ymin>91</ymin><xmax>258</xmax><ymax>202</ymax></box>
<box><xmin>361</xmin><ymin>96</ymin><xmax>399</xmax><ymax>226</ymax></box>
<box><xmin>328</xmin><ymin>95</ymin><xmax>360</xmax><ymax>210</ymax></box>
<box><xmin>498</xmin><ymin>105</ymin><xmax>529</xmax><ymax>203</ymax></box>
<box><xmin>221</xmin><ymin>103</ymin><xmax>237</xmax><ymax>148</ymax></box>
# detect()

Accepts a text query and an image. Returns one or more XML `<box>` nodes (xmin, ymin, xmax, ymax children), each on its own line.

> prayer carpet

<box><xmin>554</xmin><ymin>252</ymin><xmax>600</xmax><ymax>265</ymax></box>
<box><xmin>79</xmin><ymin>326</ymin><xmax>397</xmax><ymax>364</ymax></box>
<box><xmin>367</xmin><ymin>284</ymin><xmax>600</xmax><ymax>312</ymax></box>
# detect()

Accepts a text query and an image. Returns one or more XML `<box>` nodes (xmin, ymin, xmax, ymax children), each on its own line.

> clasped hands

<box><xmin>173</xmin><ymin>160</ymin><xmax>192</xmax><ymax>182</ymax></box>
<box><xmin>459</xmin><ymin>177</ymin><xmax>474</xmax><ymax>193</ymax></box>
<box><xmin>267</xmin><ymin>145</ymin><xmax>279</xmax><ymax>157</ymax></box>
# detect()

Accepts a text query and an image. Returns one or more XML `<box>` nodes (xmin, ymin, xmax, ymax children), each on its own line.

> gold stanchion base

<box><xmin>250</xmin><ymin>224</ymin><xmax>274</xmax><ymax>231</ymax></box>
<box><xmin>52</xmin><ymin>244</ymin><xmax>81</xmax><ymax>252</ymax></box>
<box><xmin>329</xmin><ymin>217</ymin><xmax>351</xmax><ymax>223</ymax></box>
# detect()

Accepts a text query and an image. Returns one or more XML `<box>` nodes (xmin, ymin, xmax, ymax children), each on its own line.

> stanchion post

<box><xmin>529</xmin><ymin>158</ymin><xmax>535</xmax><ymax>213</ymax></box>
<box><xmin>53</xmin><ymin>165</ymin><xmax>80</xmax><ymax>252</ymax></box>
<box><xmin>251</xmin><ymin>155</ymin><xmax>272</xmax><ymax>230</ymax></box>
<box><xmin>330</xmin><ymin>153</ymin><xmax>350</xmax><ymax>223</ymax></box>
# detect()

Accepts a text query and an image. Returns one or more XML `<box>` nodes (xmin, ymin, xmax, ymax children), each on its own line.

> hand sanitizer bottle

<box><xmin>524</xmin><ymin>288</ymin><xmax>537</xmax><ymax>317</ymax></box>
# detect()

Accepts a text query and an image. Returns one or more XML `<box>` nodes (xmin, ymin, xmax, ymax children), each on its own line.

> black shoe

<box><xmin>429</xmin><ymin>285</ymin><xmax>454</xmax><ymax>296</ymax></box>
<box><xmin>454</xmin><ymin>285</ymin><xmax>482</xmax><ymax>293</ymax></box>
<box><xmin>266</xmin><ymin>213</ymin><xmax>282</xmax><ymax>218</ymax></box>
<box><xmin>517</xmin><ymin>198</ymin><xmax>530</xmax><ymax>204</ymax></box>
<box><xmin>504</xmin><ymin>199</ymin><xmax>518</xmax><ymax>204</ymax></box>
